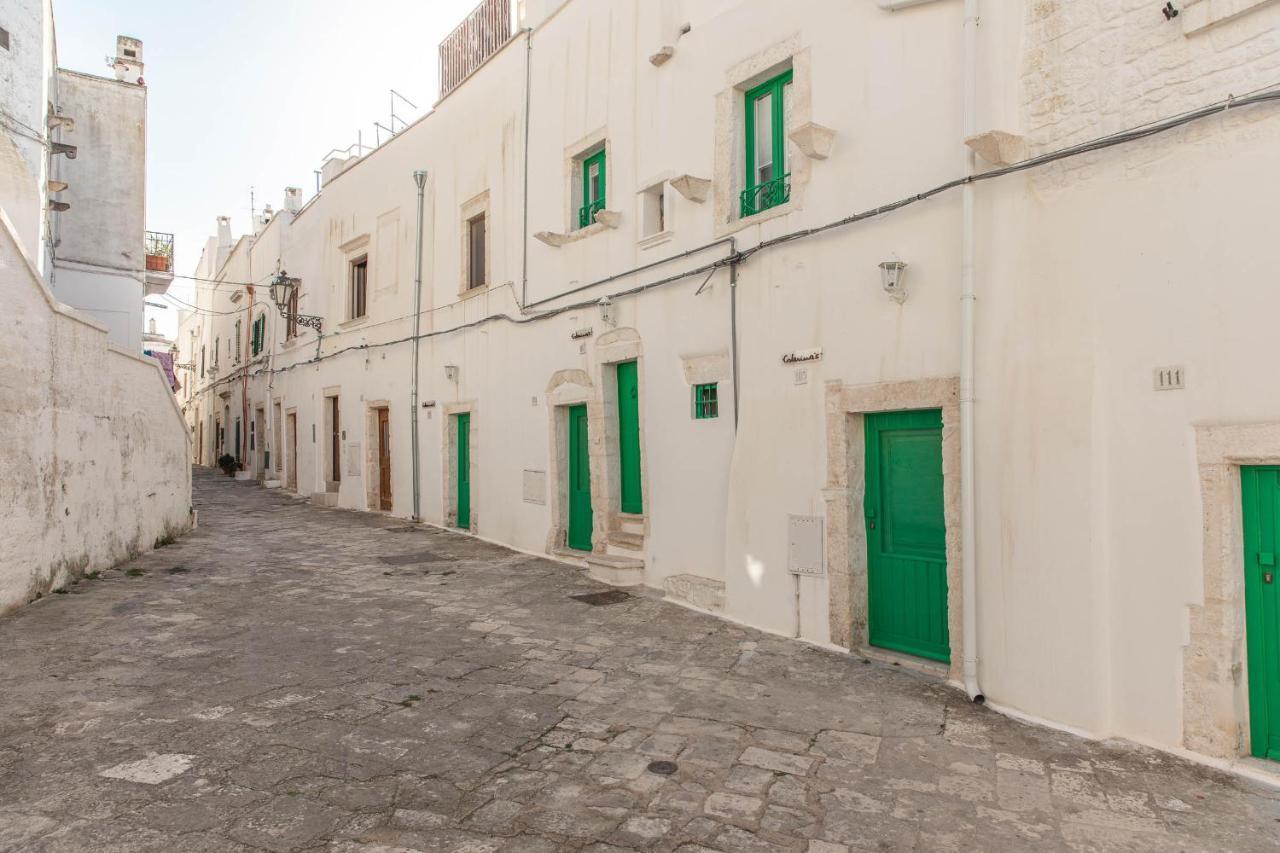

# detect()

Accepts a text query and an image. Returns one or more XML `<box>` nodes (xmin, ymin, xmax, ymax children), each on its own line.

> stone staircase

<box><xmin>585</xmin><ymin>553</ymin><xmax>645</xmax><ymax>586</ymax></box>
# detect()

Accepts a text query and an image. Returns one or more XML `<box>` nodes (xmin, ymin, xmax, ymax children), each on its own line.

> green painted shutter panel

<box><xmin>616</xmin><ymin>361</ymin><xmax>643</xmax><ymax>515</ymax></box>
<box><xmin>455</xmin><ymin>413</ymin><xmax>471</xmax><ymax>530</ymax></box>
<box><xmin>567</xmin><ymin>404</ymin><xmax>593</xmax><ymax>551</ymax></box>
<box><xmin>1242</xmin><ymin>466</ymin><xmax>1280</xmax><ymax>761</ymax></box>
<box><xmin>865</xmin><ymin>409</ymin><xmax>950</xmax><ymax>663</ymax></box>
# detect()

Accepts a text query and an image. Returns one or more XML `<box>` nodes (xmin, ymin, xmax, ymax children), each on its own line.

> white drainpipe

<box><xmin>959</xmin><ymin>0</ymin><xmax>983</xmax><ymax>703</ymax></box>
<box><xmin>871</xmin><ymin>0</ymin><xmax>983</xmax><ymax>702</ymax></box>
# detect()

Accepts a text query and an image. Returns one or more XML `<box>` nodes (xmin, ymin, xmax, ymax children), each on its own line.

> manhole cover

<box><xmin>380</xmin><ymin>551</ymin><xmax>449</xmax><ymax>566</ymax></box>
<box><xmin>569</xmin><ymin>589</ymin><xmax>631</xmax><ymax>607</ymax></box>
<box><xmin>646</xmin><ymin>761</ymin><xmax>678</xmax><ymax>775</ymax></box>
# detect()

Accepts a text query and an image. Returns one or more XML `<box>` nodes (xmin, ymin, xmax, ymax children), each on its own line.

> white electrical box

<box><xmin>347</xmin><ymin>443</ymin><xmax>362</xmax><ymax>476</ymax></box>
<box><xmin>522</xmin><ymin>469</ymin><xmax>547</xmax><ymax>505</ymax></box>
<box><xmin>788</xmin><ymin>515</ymin><xmax>824</xmax><ymax>576</ymax></box>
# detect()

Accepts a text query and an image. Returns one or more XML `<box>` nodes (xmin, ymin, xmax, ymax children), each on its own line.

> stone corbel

<box><xmin>670</xmin><ymin>175</ymin><xmax>711</xmax><ymax>204</ymax></box>
<box><xmin>593</xmin><ymin>210</ymin><xmax>622</xmax><ymax>229</ymax></box>
<box><xmin>534</xmin><ymin>231</ymin><xmax>570</xmax><ymax>248</ymax></box>
<box><xmin>788</xmin><ymin>122</ymin><xmax>836</xmax><ymax>160</ymax></box>
<box><xmin>964</xmin><ymin>129</ymin><xmax>1026</xmax><ymax>166</ymax></box>
<box><xmin>649</xmin><ymin>46</ymin><xmax>675</xmax><ymax>66</ymax></box>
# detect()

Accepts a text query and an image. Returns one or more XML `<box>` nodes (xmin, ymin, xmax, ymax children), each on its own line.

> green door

<box><xmin>1242</xmin><ymin>466</ymin><xmax>1280</xmax><ymax>761</ymax></box>
<box><xmin>616</xmin><ymin>360</ymin><xmax>643</xmax><ymax>514</ymax></box>
<box><xmin>455</xmin><ymin>413</ymin><xmax>470</xmax><ymax>530</ymax></box>
<box><xmin>567</xmin><ymin>404</ymin><xmax>593</xmax><ymax>551</ymax></box>
<box><xmin>865</xmin><ymin>409</ymin><xmax>950</xmax><ymax>663</ymax></box>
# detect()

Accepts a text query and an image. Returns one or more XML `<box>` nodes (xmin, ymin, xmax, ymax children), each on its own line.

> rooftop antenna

<box><xmin>373</xmin><ymin>121</ymin><xmax>395</xmax><ymax>146</ymax></box>
<box><xmin>391</xmin><ymin>88</ymin><xmax>417</xmax><ymax>132</ymax></box>
<box><xmin>249</xmin><ymin>186</ymin><xmax>256</xmax><ymax>223</ymax></box>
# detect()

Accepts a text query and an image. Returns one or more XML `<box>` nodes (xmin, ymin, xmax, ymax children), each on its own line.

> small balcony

<box><xmin>578</xmin><ymin>198</ymin><xmax>606</xmax><ymax>230</ymax></box>
<box><xmin>739</xmin><ymin>174</ymin><xmax>791</xmax><ymax>219</ymax></box>
<box><xmin>144</xmin><ymin>230</ymin><xmax>175</xmax><ymax>295</ymax></box>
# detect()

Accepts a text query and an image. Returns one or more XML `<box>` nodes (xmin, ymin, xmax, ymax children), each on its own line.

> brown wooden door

<box><xmin>377</xmin><ymin>408</ymin><xmax>392</xmax><ymax>511</ymax></box>
<box><xmin>287</xmin><ymin>414</ymin><xmax>297</xmax><ymax>489</ymax></box>
<box><xmin>330</xmin><ymin>397</ymin><xmax>341</xmax><ymax>483</ymax></box>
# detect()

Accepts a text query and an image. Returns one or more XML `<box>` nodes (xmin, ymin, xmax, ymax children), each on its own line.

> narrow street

<box><xmin>0</xmin><ymin>469</ymin><xmax>1276</xmax><ymax>852</ymax></box>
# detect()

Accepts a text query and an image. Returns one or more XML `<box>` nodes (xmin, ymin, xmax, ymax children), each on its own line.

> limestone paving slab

<box><xmin>0</xmin><ymin>468</ymin><xmax>1277</xmax><ymax>851</ymax></box>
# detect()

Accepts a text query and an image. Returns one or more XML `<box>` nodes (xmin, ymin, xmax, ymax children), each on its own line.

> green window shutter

<box><xmin>579</xmin><ymin>149</ymin><xmax>607</xmax><ymax>229</ymax></box>
<box><xmin>693</xmin><ymin>383</ymin><xmax>719</xmax><ymax>419</ymax></box>
<box><xmin>742</xmin><ymin>69</ymin><xmax>793</xmax><ymax>218</ymax></box>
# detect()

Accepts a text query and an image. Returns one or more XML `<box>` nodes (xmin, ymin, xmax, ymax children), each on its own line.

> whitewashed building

<box><xmin>0</xmin><ymin>0</ymin><xmax>191</xmax><ymax>610</ymax></box>
<box><xmin>177</xmin><ymin>0</ymin><xmax>1280</xmax><ymax>775</ymax></box>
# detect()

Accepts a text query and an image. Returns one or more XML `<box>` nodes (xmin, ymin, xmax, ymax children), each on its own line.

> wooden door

<box><xmin>287</xmin><ymin>414</ymin><xmax>297</xmax><ymax>489</ymax></box>
<box><xmin>1242</xmin><ymin>466</ymin><xmax>1280</xmax><ymax>761</ymax></box>
<box><xmin>330</xmin><ymin>397</ymin><xmax>341</xmax><ymax>483</ymax></box>
<box><xmin>567</xmin><ymin>404</ymin><xmax>593</xmax><ymax>551</ymax></box>
<box><xmin>865</xmin><ymin>409</ymin><xmax>950</xmax><ymax>663</ymax></box>
<box><xmin>616</xmin><ymin>360</ymin><xmax>643</xmax><ymax>514</ymax></box>
<box><xmin>455</xmin><ymin>413</ymin><xmax>471</xmax><ymax>529</ymax></box>
<box><xmin>377</xmin><ymin>408</ymin><xmax>392</xmax><ymax>511</ymax></box>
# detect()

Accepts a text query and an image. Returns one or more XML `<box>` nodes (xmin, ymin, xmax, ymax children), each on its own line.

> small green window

<box><xmin>251</xmin><ymin>315</ymin><xmax>265</xmax><ymax>356</ymax></box>
<box><xmin>579</xmin><ymin>149</ymin><xmax>606</xmax><ymax>229</ymax></box>
<box><xmin>693</xmin><ymin>383</ymin><xmax>719</xmax><ymax>420</ymax></box>
<box><xmin>741</xmin><ymin>69</ymin><xmax>793</xmax><ymax>218</ymax></box>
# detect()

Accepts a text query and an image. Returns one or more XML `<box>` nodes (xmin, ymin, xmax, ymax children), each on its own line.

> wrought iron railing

<box><xmin>145</xmin><ymin>230</ymin><xmax>174</xmax><ymax>273</ymax></box>
<box><xmin>739</xmin><ymin>174</ymin><xmax>791</xmax><ymax>219</ymax></box>
<box><xmin>578</xmin><ymin>198</ymin><xmax>606</xmax><ymax>229</ymax></box>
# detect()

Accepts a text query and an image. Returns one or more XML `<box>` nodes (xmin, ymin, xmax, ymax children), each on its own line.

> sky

<box><xmin>52</xmin><ymin>0</ymin><xmax>486</xmax><ymax>339</ymax></box>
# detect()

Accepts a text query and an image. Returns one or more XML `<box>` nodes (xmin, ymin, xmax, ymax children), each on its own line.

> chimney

<box><xmin>216</xmin><ymin>215</ymin><xmax>232</xmax><ymax>248</ymax></box>
<box><xmin>283</xmin><ymin>187</ymin><xmax>302</xmax><ymax>214</ymax></box>
<box><xmin>254</xmin><ymin>205</ymin><xmax>274</xmax><ymax>234</ymax></box>
<box><xmin>111</xmin><ymin>36</ymin><xmax>145</xmax><ymax>85</ymax></box>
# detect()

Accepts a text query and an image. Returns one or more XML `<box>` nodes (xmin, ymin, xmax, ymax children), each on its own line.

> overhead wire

<box><xmin>188</xmin><ymin>82</ymin><xmax>1280</xmax><ymax>391</ymax></box>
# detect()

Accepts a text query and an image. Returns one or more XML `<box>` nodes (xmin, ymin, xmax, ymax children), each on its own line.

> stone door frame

<box><xmin>823</xmin><ymin>377</ymin><xmax>964</xmax><ymax>683</ymax></box>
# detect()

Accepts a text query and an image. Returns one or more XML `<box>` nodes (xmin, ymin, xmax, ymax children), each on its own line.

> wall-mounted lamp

<box><xmin>598</xmin><ymin>296</ymin><xmax>616</xmax><ymax>327</ymax></box>
<box><xmin>879</xmin><ymin>260</ymin><xmax>908</xmax><ymax>303</ymax></box>
<box><xmin>444</xmin><ymin>364</ymin><xmax>459</xmax><ymax>383</ymax></box>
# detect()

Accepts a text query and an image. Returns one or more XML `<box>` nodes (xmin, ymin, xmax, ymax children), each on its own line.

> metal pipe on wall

<box><xmin>410</xmin><ymin>170</ymin><xmax>428</xmax><ymax>522</ymax></box>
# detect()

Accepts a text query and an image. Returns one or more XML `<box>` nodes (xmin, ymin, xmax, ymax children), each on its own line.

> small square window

<box><xmin>693</xmin><ymin>383</ymin><xmax>719</xmax><ymax>420</ymax></box>
<box><xmin>350</xmin><ymin>256</ymin><xmax>368</xmax><ymax>318</ymax></box>
<box><xmin>640</xmin><ymin>182</ymin><xmax>668</xmax><ymax>240</ymax></box>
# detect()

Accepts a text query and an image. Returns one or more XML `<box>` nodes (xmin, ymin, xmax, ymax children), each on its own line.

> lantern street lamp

<box><xmin>269</xmin><ymin>270</ymin><xmax>324</xmax><ymax>332</ymax></box>
<box><xmin>879</xmin><ymin>259</ymin><xmax>908</xmax><ymax>303</ymax></box>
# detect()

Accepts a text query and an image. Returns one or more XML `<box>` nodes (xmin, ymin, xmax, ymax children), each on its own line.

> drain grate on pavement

<box><xmin>646</xmin><ymin>760</ymin><xmax>678</xmax><ymax>775</ymax></box>
<box><xmin>569</xmin><ymin>589</ymin><xmax>631</xmax><ymax>606</ymax></box>
<box><xmin>379</xmin><ymin>551</ymin><xmax>450</xmax><ymax>566</ymax></box>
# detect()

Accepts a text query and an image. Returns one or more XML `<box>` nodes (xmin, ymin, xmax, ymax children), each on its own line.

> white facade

<box><xmin>0</xmin><ymin>5</ymin><xmax>191</xmax><ymax>611</ymax></box>
<box><xmin>177</xmin><ymin>0</ymin><xmax>1280</xmax><ymax>773</ymax></box>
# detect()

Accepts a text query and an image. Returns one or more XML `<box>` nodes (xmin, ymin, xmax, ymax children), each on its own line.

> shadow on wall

<box><xmin>0</xmin><ymin>208</ymin><xmax>193</xmax><ymax>614</ymax></box>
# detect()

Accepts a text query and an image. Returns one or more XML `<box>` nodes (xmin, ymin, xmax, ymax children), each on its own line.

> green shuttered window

<box><xmin>741</xmin><ymin>69</ymin><xmax>793</xmax><ymax>218</ymax></box>
<box><xmin>693</xmin><ymin>383</ymin><xmax>719</xmax><ymax>420</ymax></box>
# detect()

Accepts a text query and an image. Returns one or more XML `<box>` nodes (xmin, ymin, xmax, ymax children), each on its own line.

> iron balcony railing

<box><xmin>578</xmin><ymin>198</ymin><xmax>606</xmax><ymax>229</ymax></box>
<box><xmin>439</xmin><ymin>0</ymin><xmax>513</xmax><ymax>98</ymax></box>
<box><xmin>145</xmin><ymin>230</ymin><xmax>174</xmax><ymax>273</ymax></box>
<box><xmin>739</xmin><ymin>173</ymin><xmax>791</xmax><ymax>219</ymax></box>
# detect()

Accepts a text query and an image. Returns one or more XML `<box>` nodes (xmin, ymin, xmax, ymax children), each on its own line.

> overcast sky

<box><xmin>52</xmin><ymin>0</ymin><xmax>483</xmax><ymax>338</ymax></box>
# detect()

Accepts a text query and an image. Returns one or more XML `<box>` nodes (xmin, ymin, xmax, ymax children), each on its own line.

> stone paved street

<box><xmin>1</xmin><ymin>469</ymin><xmax>1278</xmax><ymax>852</ymax></box>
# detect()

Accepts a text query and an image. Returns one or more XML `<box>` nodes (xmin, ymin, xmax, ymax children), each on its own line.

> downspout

<box><xmin>960</xmin><ymin>0</ymin><xmax>984</xmax><ymax>703</ymax></box>
<box><xmin>728</xmin><ymin>239</ymin><xmax>740</xmax><ymax>431</ymax></box>
<box><xmin>410</xmin><ymin>170</ymin><xmax>428</xmax><ymax>522</ymax></box>
<box><xmin>520</xmin><ymin>29</ymin><xmax>533</xmax><ymax>310</ymax></box>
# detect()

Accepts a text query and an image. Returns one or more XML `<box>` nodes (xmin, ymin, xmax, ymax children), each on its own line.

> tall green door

<box><xmin>1242</xmin><ymin>466</ymin><xmax>1280</xmax><ymax>761</ymax></box>
<box><xmin>567</xmin><ymin>405</ymin><xmax>593</xmax><ymax>551</ymax></box>
<box><xmin>616</xmin><ymin>361</ymin><xmax>643</xmax><ymax>514</ymax></box>
<box><xmin>865</xmin><ymin>410</ymin><xmax>950</xmax><ymax>663</ymax></box>
<box><xmin>455</xmin><ymin>413</ymin><xmax>470</xmax><ymax>530</ymax></box>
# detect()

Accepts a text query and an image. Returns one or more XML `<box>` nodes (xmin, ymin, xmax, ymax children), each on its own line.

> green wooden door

<box><xmin>616</xmin><ymin>360</ymin><xmax>643</xmax><ymax>514</ymax></box>
<box><xmin>567</xmin><ymin>404</ymin><xmax>593</xmax><ymax>551</ymax></box>
<box><xmin>865</xmin><ymin>409</ymin><xmax>950</xmax><ymax>663</ymax></box>
<box><xmin>455</xmin><ymin>413</ymin><xmax>470</xmax><ymax>530</ymax></box>
<box><xmin>1242</xmin><ymin>466</ymin><xmax>1280</xmax><ymax>761</ymax></box>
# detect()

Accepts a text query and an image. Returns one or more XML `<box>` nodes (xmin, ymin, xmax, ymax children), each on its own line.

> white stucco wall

<box><xmin>176</xmin><ymin>0</ymin><xmax>1280</xmax><ymax>767</ymax></box>
<box><xmin>0</xmin><ymin>0</ymin><xmax>56</xmax><ymax>268</ymax></box>
<box><xmin>0</xmin><ymin>209</ymin><xmax>192</xmax><ymax>613</ymax></box>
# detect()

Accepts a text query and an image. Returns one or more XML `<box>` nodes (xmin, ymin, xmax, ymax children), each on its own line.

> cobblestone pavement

<box><xmin>2</xmin><ymin>470</ymin><xmax>1279</xmax><ymax>852</ymax></box>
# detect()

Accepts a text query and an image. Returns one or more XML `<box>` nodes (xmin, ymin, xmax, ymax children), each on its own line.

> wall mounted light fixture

<box><xmin>598</xmin><ymin>296</ymin><xmax>616</xmax><ymax>327</ymax></box>
<box><xmin>879</xmin><ymin>259</ymin><xmax>908</xmax><ymax>303</ymax></box>
<box><xmin>444</xmin><ymin>364</ymin><xmax>460</xmax><ymax>383</ymax></box>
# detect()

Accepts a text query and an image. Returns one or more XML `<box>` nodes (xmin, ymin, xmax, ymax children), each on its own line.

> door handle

<box><xmin>1266</xmin><ymin>572</ymin><xmax>1275</xmax><ymax>585</ymax></box>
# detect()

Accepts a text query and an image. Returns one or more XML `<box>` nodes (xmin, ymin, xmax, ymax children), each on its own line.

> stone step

<box><xmin>617</xmin><ymin>514</ymin><xmax>646</xmax><ymax>536</ymax></box>
<box><xmin>310</xmin><ymin>491</ymin><xmax>338</xmax><ymax>507</ymax></box>
<box><xmin>663</xmin><ymin>573</ymin><xmax>725</xmax><ymax>613</ymax></box>
<box><xmin>585</xmin><ymin>554</ymin><xmax>645</xmax><ymax>587</ymax></box>
<box><xmin>606</xmin><ymin>529</ymin><xmax>644</xmax><ymax>552</ymax></box>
